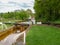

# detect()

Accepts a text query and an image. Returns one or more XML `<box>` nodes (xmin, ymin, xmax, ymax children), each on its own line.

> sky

<box><xmin>0</xmin><ymin>0</ymin><xmax>34</xmax><ymax>13</ymax></box>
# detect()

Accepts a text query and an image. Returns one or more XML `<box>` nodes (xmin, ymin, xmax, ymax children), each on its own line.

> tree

<box><xmin>0</xmin><ymin>9</ymin><xmax>31</xmax><ymax>21</ymax></box>
<box><xmin>14</xmin><ymin>10</ymin><xmax>29</xmax><ymax>20</ymax></box>
<box><xmin>34</xmin><ymin>0</ymin><xmax>60</xmax><ymax>22</ymax></box>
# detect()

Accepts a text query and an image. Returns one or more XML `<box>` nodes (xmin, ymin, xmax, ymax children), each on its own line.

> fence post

<box><xmin>24</xmin><ymin>31</ymin><xmax>26</xmax><ymax>45</ymax></box>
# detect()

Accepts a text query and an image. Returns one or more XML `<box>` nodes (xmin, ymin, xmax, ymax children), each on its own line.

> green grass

<box><xmin>52</xmin><ymin>20</ymin><xmax>60</xmax><ymax>24</ymax></box>
<box><xmin>26</xmin><ymin>25</ymin><xmax>60</xmax><ymax>45</ymax></box>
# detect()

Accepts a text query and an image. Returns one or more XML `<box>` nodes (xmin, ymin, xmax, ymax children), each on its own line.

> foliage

<box><xmin>34</xmin><ymin>0</ymin><xmax>60</xmax><ymax>22</ymax></box>
<box><xmin>0</xmin><ymin>10</ymin><xmax>31</xmax><ymax>21</ymax></box>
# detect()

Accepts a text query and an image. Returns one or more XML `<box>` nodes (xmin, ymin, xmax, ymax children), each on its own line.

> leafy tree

<box><xmin>34</xmin><ymin>0</ymin><xmax>60</xmax><ymax>22</ymax></box>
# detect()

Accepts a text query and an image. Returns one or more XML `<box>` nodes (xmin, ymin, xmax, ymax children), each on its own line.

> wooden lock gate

<box><xmin>0</xmin><ymin>23</ymin><xmax>29</xmax><ymax>41</ymax></box>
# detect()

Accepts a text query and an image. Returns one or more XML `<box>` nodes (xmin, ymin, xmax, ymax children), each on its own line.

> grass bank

<box><xmin>26</xmin><ymin>25</ymin><xmax>60</xmax><ymax>45</ymax></box>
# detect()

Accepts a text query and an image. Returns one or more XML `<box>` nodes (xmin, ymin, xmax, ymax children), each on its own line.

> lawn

<box><xmin>52</xmin><ymin>20</ymin><xmax>60</xmax><ymax>24</ymax></box>
<box><xmin>26</xmin><ymin>25</ymin><xmax>60</xmax><ymax>45</ymax></box>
